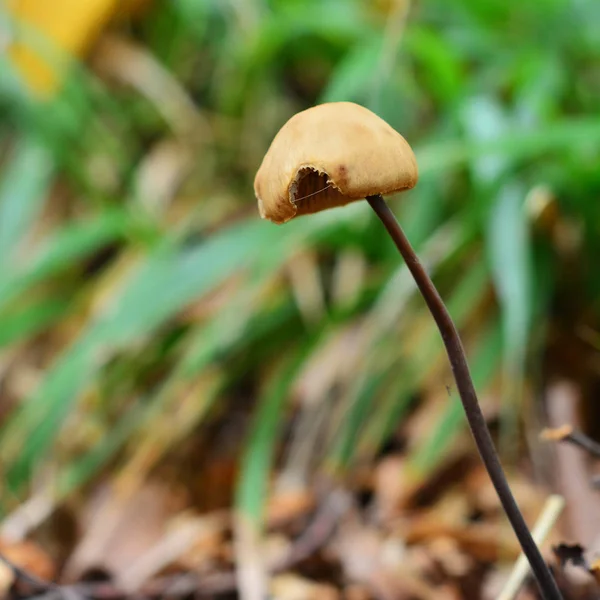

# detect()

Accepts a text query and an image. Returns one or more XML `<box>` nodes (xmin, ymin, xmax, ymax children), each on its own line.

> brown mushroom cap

<box><xmin>254</xmin><ymin>102</ymin><xmax>418</xmax><ymax>224</ymax></box>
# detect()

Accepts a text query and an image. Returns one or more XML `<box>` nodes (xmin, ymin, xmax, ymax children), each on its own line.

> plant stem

<box><xmin>367</xmin><ymin>194</ymin><xmax>562</xmax><ymax>600</ymax></box>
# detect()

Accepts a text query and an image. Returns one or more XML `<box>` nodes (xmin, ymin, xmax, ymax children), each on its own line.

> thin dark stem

<box><xmin>551</xmin><ymin>427</ymin><xmax>600</xmax><ymax>458</ymax></box>
<box><xmin>568</xmin><ymin>431</ymin><xmax>600</xmax><ymax>458</ymax></box>
<box><xmin>367</xmin><ymin>194</ymin><xmax>562</xmax><ymax>600</ymax></box>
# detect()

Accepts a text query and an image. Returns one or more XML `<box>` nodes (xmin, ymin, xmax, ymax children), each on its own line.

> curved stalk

<box><xmin>367</xmin><ymin>194</ymin><xmax>562</xmax><ymax>600</ymax></box>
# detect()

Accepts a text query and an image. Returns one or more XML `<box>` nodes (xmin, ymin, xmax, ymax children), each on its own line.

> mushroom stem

<box><xmin>366</xmin><ymin>194</ymin><xmax>562</xmax><ymax>600</ymax></box>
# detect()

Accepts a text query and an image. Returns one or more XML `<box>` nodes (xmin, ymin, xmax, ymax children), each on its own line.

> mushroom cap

<box><xmin>254</xmin><ymin>102</ymin><xmax>418</xmax><ymax>224</ymax></box>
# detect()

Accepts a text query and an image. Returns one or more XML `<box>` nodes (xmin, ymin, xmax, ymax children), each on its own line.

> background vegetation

<box><xmin>1</xmin><ymin>0</ymin><xmax>599</xmax><ymax>597</ymax></box>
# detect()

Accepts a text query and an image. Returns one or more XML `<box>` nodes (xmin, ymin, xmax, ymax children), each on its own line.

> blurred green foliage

<box><xmin>0</xmin><ymin>0</ymin><xmax>599</xmax><ymax>533</ymax></box>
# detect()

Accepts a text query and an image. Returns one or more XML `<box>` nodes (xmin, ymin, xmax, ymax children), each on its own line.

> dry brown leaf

<box><xmin>373</xmin><ymin>455</ymin><xmax>411</xmax><ymax>519</ymax></box>
<box><xmin>271</xmin><ymin>573</ymin><xmax>340</xmax><ymax>600</ymax></box>
<box><xmin>63</xmin><ymin>480</ymin><xmax>182</xmax><ymax>581</ymax></box>
<box><xmin>463</xmin><ymin>466</ymin><xmax>545</xmax><ymax>523</ymax></box>
<box><xmin>427</xmin><ymin>536</ymin><xmax>473</xmax><ymax>578</ymax></box>
<box><xmin>404</xmin><ymin>517</ymin><xmax>520</xmax><ymax>563</ymax></box>
<box><xmin>266</xmin><ymin>487</ymin><xmax>315</xmax><ymax>527</ymax></box>
<box><xmin>0</xmin><ymin>538</ymin><xmax>55</xmax><ymax>582</ymax></box>
<box><xmin>117</xmin><ymin>511</ymin><xmax>228</xmax><ymax>591</ymax></box>
<box><xmin>334</xmin><ymin>517</ymin><xmax>445</xmax><ymax>600</ymax></box>
<box><xmin>342</xmin><ymin>584</ymin><xmax>372</xmax><ymax>600</ymax></box>
<box><xmin>178</xmin><ymin>511</ymin><xmax>229</xmax><ymax>571</ymax></box>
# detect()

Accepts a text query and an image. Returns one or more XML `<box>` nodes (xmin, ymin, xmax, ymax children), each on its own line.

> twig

<box><xmin>498</xmin><ymin>495</ymin><xmax>565</xmax><ymax>600</ymax></box>
<box><xmin>541</xmin><ymin>425</ymin><xmax>600</xmax><ymax>459</ymax></box>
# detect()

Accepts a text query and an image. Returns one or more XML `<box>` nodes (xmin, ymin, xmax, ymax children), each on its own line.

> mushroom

<box><xmin>254</xmin><ymin>102</ymin><xmax>417</xmax><ymax>224</ymax></box>
<box><xmin>254</xmin><ymin>102</ymin><xmax>562</xmax><ymax>600</ymax></box>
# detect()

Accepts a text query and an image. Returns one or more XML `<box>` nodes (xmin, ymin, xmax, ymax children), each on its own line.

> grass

<box><xmin>0</xmin><ymin>0</ymin><xmax>599</xmax><ymax>549</ymax></box>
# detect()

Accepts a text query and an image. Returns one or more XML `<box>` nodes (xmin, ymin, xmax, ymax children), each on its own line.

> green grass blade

<box><xmin>486</xmin><ymin>183</ymin><xmax>532</xmax><ymax>452</ymax></box>
<box><xmin>417</xmin><ymin>117</ymin><xmax>600</xmax><ymax>175</ymax></box>
<box><xmin>0</xmin><ymin>216</ymin><xmax>328</xmax><ymax>493</ymax></box>
<box><xmin>0</xmin><ymin>137</ymin><xmax>53</xmax><ymax>269</ymax></box>
<box><xmin>0</xmin><ymin>297</ymin><xmax>68</xmax><ymax>347</ymax></box>
<box><xmin>236</xmin><ymin>336</ymin><xmax>318</xmax><ymax>525</ymax></box>
<box><xmin>0</xmin><ymin>208</ymin><xmax>130</xmax><ymax>309</ymax></box>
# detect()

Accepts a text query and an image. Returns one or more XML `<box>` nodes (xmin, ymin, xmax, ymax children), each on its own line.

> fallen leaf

<box><xmin>63</xmin><ymin>480</ymin><xmax>181</xmax><ymax>581</ymax></box>
<box><xmin>267</xmin><ymin>487</ymin><xmax>315</xmax><ymax>527</ymax></box>
<box><xmin>0</xmin><ymin>538</ymin><xmax>55</xmax><ymax>596</ymax></box>
<box><xmin>271</xmin><ymin>573</ymin><xmax>340</xmax><ymax>600</ymax></box>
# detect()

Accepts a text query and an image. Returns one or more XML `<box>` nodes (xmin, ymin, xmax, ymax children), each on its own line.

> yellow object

<box><xmin>6</xmin><ymin>0</ymin><xmax>148</xmax><ymax>96</ymax></box>
<box><xmin>254</xmin><ymin>102</ymin><xmax>418</xmax><ymax>224</ymax></box>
